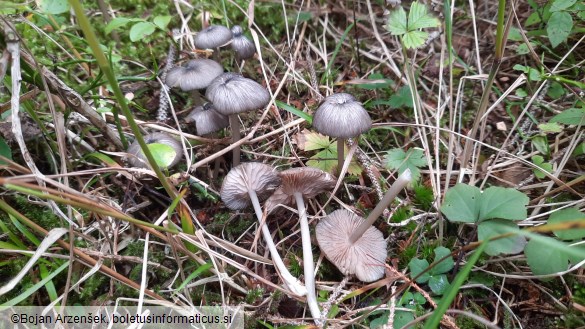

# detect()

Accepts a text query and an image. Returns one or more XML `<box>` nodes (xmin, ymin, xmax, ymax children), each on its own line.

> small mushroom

<box><xmin>265</xmin><ymin>167</ymin><xmax>336</xmax><ymax>323</ymax></box>
<box><xmin>230</xmin><ymin>25</ymin><xmax>256</xmax><ymax>61</ymax></box>
<box><xmin>316</xmin><ymin>169</ymin><xmax>411</xmax><ymax>282</ymax></box>
<box><xmin>165</xmin><ymin>59</ymin><xmax>223</xmax><ymax>105</ymax></box>
<box><xmin>127</xmin><ymin>132</ymin><xmax>183</xmax><ymax>170</ymax></box>
<box><xmin>221</xmin><ymin>162</ymin><xmax>307</xmax><ymax>297</ymax></box>
<box><xmin>194</xmin><ymin>25</ymin><xmax>233</xmax><ymax>62</ymax></box>
<box><xmin>184</xmin><ymin>102</ymin><xmax>229</xmax><ymax>136</ymax></box>
<box><xmin>206</xmin><ymin>73</ymin><xmax>270</xmax><ymax>166</ymax></box>
<box><xmin>185</xmin><ymin>102</ymin><xmax>229</xmax><ymax>179</ymax></box>
<box><xmin>312</xmin><ymin>93</ymin><xmax>371</xmax><ymax>174</ymax></box>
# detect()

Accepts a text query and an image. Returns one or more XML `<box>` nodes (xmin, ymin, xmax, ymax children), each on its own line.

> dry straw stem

<box><xmin>0</xmin><ymin>200</ymin><xmax>166</xmax><ymax>301</ymax></box>
<box><xmin>3</xmin><ymin>22</ymin><xmax>74</xmax><ymax>229</ymax></box>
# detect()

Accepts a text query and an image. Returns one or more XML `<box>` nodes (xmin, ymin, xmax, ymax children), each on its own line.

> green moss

<box><xmin>245</xmin><ymin>287</ymin><xmax>264</xmax><ymax>304</ymax></box>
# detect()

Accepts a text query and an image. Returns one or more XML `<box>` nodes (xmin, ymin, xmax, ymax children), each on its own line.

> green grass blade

<box><xmin>423</xmin><ymin>241</ymin><xmax>488</xmax><ymax>329</ymax></box>
<box><xmin>275</xmin><ymin>100</ymin><xmax>312</xmax><ymax>123</ymax></box>
<box><xmin>1</xmin><ymin>261</ymin><xmax>69</xmax><ymax>306</ymax></box>
<box><xmin>173</xmin><ymin>263</ymin><xmax>213</xmax><ymax>292</ymax></box>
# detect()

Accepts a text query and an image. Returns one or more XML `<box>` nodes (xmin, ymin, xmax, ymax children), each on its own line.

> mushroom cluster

<box><xmin>145</xmin><ymin>19</ymin><xmax>413</xmax><ymax>328</ymax></box>
<box><xmin>220</xmin><ymin>163</ymin><xmax>411</xmax><ymax>324</ymax></box>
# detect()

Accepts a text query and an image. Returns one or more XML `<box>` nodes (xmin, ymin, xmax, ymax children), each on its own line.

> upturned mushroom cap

<box><xmin>316</xmin><ymin>209</ymin><xmax>387</xmax><ymax>282</ymax></box>
<box><xmin>205</xmin><ymin>73</ymin><xmax>270</xmax><ymax>115</ymax></box>
<box><xmin>184</xmin><ymin>103</ymin><xmax>229</xmax><ymax>135</ymax></box>
<box><xmin>165</xmin><ymin>59</ymin><xmax>223</xmax><ymax>91</ymax></box>
<box><xmin>127</xmin><ymin>132</ymin><xmax>183</xmax><ymax>169</ymax></box>
<box><xmin>221</xmin><ymin>162</ymin><xmax>281</xmax><ymax>210</ymax></box>
<box><xmin>231</xmin><ymin>25</ymin><xmax>256</xmax><ymax>60</ymax></box>
<box><xmin>194</xmin><ymin>25</ymin><xmax>233</xmax><ymax>50</ymax></box>
<box><xmin>312</xmin><ymin>93</ymin><xmax>372</xmax><ymax>139</ymax></box>
<box><xmin>265</xmin><ymin>167</ymin><xmax>336</xmax><ymax>213</ymax></box>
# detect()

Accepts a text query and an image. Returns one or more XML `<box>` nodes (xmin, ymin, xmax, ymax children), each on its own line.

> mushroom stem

<box><xmin>248</xmin><ymin>189</ymin><xmax>308</xmax><ymax>297</ymax></box>
<box><xmin>229</xmin><ymin>115</ymin><xmax>241</xmax><ymax>166</ymax></box>
<box><xmin>294</xmin><ymin>192</ymin><xmax>322</xmax><ymax>324</ymax></box>
<box><xmin>209</xmin><ymin>132</ymin><xmax>221</xmax><ymax>180</ymax></box>
<box><xmin>337</xmin><ymin>139</ymin><xmax>345</xmax><ymax>175</ymax></box>
<box><xmin>191</xmin><ymin>90</ymin><xmax>204</xmax><ymax>106</ymax></box>
<box><xmin>349</xmin><ymin>168</ymin><xmax>412</xmax><ymax>244</ymax></box>
<box><xmin>212</xmin><ymin>47</ymin><xmax>221</xmax><ymax>63</ymax></box>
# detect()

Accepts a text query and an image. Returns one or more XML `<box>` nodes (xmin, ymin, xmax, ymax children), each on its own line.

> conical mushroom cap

<box><xmin>231</xmin><ymin>25</ymin><xmax>256</xmax><ymax>60</ymax></box>
<box><xmin>205</xmin><ymin>73</ymin><xmax>270</xmax><ymax>115</ymax></box>
<box><xmin>265</xmin><ymin>167</ymin><xmax>336</xmax><ymax>213</ymax></box>
<box><xmin>316</xmin><ymin>209</ymin><xmax>387</xmax><ymax>282</ymax></box>
<box><xmin>126</xmin><ymin>132</ymin><xmax>183</xmax><ymax>169</ymax></box>
<box><xmin>194</xmin><ymin>25</ymin><xmax>233</xmax><ymax>49</ymax></box>
<box><xmin>313</xmin><ymin>93</ymin><xmax>372</xmax><ymax>139</ymax></box>
<box><xmin>165</xmin><ymin>59</ymin><xmax>223</xmax><ymax>91</ymax></box>
<box><xmin>221</xmin><ymin>162</ymin><xmax>281</xmax><ymax>210</ymax></box>
<box><xmin>185</xmin><ymin>103</ymin><xmax>229</xmax><ymax>135</ymax></box>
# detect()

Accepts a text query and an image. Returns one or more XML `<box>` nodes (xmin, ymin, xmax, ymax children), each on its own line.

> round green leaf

<box><xmin>478</xmin><ymin>219</ymin><xmax>527</xmax><ymax>256</ymax></box>
<box><xmin>393</xmin><ymin>311</ymin><xmax>415</xmax><ymax>329</ymax></box>
<box><xmin>550</xmin><ymin>108</ymin><xmax>585</xmax><ymax>125</ymax></box>
<box><xmin>153</xmin><ymin>15</ymin><xmax>172</xmax><ymax>30</ymax></box>
<box><xmin>38</xmin><ymin>0</ymin><xmax>69</xmax><ymax>14</ymax></box>
<box><xmin>428</xmin><ymin>274</ymin><xmax>449</xmax><ymax>295</ymax></box>
<box><xmin>408</xmin><ymin>258</ymin><xmax>430</xmax><ymax>283</ymax></box>
<box><xmin>478</xmin><ymin>186</ymin><xmax>529</xmax><ymax>221</ymax></box>
<box><xmin>431</xmin><ymin>246</ymin><xmax>454</xmax><ymax>274</ymax></box>
<box><xmin>440</xmin><ymin>184</ymin><xmax>481</xmax><ymax>223</ymax></box>
<box><xmin>550</xmin><ymin>0</ymin><xmax>577</xmax><ymax>12</ymax></box>
<box><xmin>129</xmin><ymin>22</ymin><xmax>156</xmax><ymax>42</ymax></box>
<box><xmin>548</xmin><ymin>208</ymin><xmax>585</xmax><ymax>241</ymax></box>
<box><xmin>547</xmin><ymin>11</ymin><xmax>573</xmax><ymax>48</ymax></box>
<box><xmin>148</xmin><ymin>143</ymin><xmax>177</xmax><ymax>169</ymax></box>
<box><xmin>525</xmin><ymin>238</ymin><xmax>568</xmax><ymax>276</ymax></box>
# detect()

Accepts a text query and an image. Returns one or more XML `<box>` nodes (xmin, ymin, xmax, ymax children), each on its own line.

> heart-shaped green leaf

<box><xmin>478</xmin><ymin>219</ymin><xmax>527</xmax><ymax>256</ymax></box>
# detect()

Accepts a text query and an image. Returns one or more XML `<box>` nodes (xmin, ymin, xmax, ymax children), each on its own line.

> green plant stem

<box><xmin>348</xmin><ymin>168</ymin><xmax>412</xmax><ymax>244</ymax></box>
<box><xmin>68</xmin><ymin>0</ymin><xmax>177</xmax><ymax>200</ymax></box>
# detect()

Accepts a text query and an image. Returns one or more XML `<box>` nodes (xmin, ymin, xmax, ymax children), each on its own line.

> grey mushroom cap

<box><xmin>127</xmin><ymin>132</ymin><xmax>183</xmax><ymax>169</ymax></box>
<box><xmin>194</xmin><ymin>25</ymin><xmax>233</xmax><ymax>50</ymax></box>
<box><xmin>313</xmin><ymin>93</ymin><xmax>372</xmax><ymax>139</ymax></box>
<box><xmin>265</xmin><ymin>167</ymin><xmax>336</xmax><ymax>213</ymax></box>
<box><xmin>165</xmin><ymin>59</ymin><xmax>223</xmax><ymax>91</ymax></box>
<box><xmin>231</xmin><ymin>25</ymin><xmax>256</xmax><ymax>60</ymax></box>
<box><xmin>205</xmin><ymin>73</ymin><xmax>270</xmax><ymax>115</ymax></box>
<box><xmin>316</xmin><ymin>209</ymin><xmax>387</xmax><ymax>282</ymax></box>
<box><xmin>221</xmin><ymin>162</ymin><xmax>282</xmax><ymax>210</ymax></box>
<box><xmin>185</xmin><ymin>103</ymin><xmax>229</xmax><ymax>135</ymax></box>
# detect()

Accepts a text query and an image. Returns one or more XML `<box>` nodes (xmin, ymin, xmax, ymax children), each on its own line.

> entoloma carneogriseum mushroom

<box><xmin>185</xmin><ymin>102</ymin><xmax>229</xmax><ymax>136</ymax></box>
<box><xmin>316</xmin><ymin>169</ymin><xmax>412</xmax><ymax>282</ymax></box>
<box><xmin>312</xmin><ymin>93</ymin><xmax>371</xmax><ymax>175</ymax></box>
<box><xmin>230</xmin><ymin>25</ymin><xmax>256</xmax><ymax>62</ymax></box>
<box><xmin>220</xmin><ymin>162</ymin><xmax>307</xmax><ymax>296</ymax></box>
<box><xmin>185</xmin><ymin>102</ymin><xmax>228</xmax><ymax>179</ymax></box>
<box><xmin>205</xmin><ymin>72</ymin><xmax>270</xmax><ymax>166</ymax></box>
<box><xmin>165</xmin><ymin>59</ymin><xmax>223</xmax><ymax>105</ymax></box>
<box><xmin>194</xmin><ymin>25</ymin><xmax>233</xmax><ymax>62</ymax></box>
<box><xmin>127</xmin><ymin>132</ymin><xmax>183</xmax><ymax>170</ymax></box>
<box><xmin>265</xmin><ymin>167</ymin><xmax>336</xmax><ymax>324</ymax></box>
